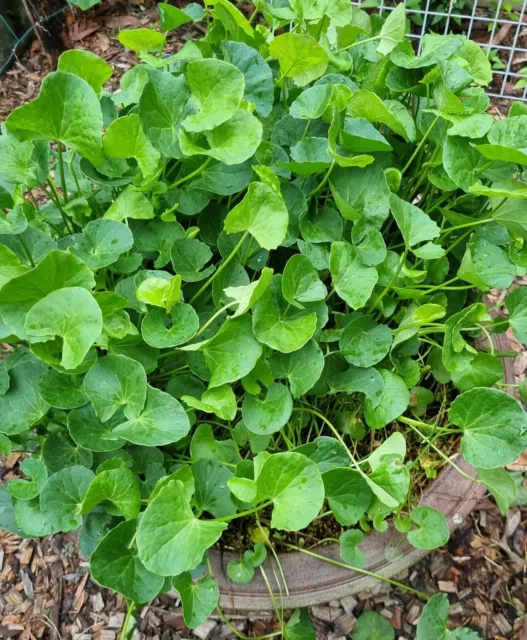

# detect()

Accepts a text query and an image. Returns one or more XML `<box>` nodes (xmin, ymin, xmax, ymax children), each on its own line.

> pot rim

<box><xmin>211</xmin><ymin>320</ymin><xmax>516</xmax><ymax>612</ymax></box>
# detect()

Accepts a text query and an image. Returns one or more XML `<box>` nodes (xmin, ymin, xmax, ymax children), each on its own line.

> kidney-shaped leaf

<box><xmin>242</xmin><ymin>382</ymin><xmax>293</xmax><ymax>435</ymax></box>
<box><xmin>137</xmin><ymin>480</ymin><xmax>227</xmax><ymax>576</ymax></box>
<box><xmin>40</xmin><ymin>465</ymin><xmax>95</xmax><ymax>531</ymax></box>
<box><xmin>256</xmin><ymin>452</ymin><xmax>324</xmax><ymax>530</ymax></box>
<box><xmin>6</xmin><ymin>72</ymin><xmax>104</xmax><ymax>165</ymax></box>
<box><xmin>8</xmin><ymin>458</ymin><xmax>48</xmax><ymax>501</ymax></box>
<box><xmin>323</xmin><ymin>468</ymin><xmax>373</xmax><ymax>526</ymax></box>
<box><xmin>0</xmin><ymin>361</ymin><xmax>49</xmax><ymax>436</ymax></box>
<box><xmin>450</xmin><ymin>387</ymin><xmax>527</xmax><ymax>469</ymax></box>
<box><xmin>270</xmin><ymin>33</ymin><xmax>328</xmax><ymax>87</ymax></box>
<box><xmin>173</xmin><ymin>572</ymin><xmax>219</xmax><ymax>630</ymax></box>
<box><xmin>103</xmin><ymin>114</ymin><xmax>161</xmax><ymax>179</ymax></box>
<box><xmin>25</xmin><ymin>288</ymin><xmax>103</xmax><ymax>371</ymax></box>
<box><xmin>407</xmin><ymin>506</ymin><xmax>449</xmax><ymax>550</ymax></box>
<box><xmin>71</xmin><ymin>219</ymin><xmax>134</xmax><ymax>269</ymax></box>
<box><xmin>82</xmin><ymin>466</ymin><xmax>141</xmax><ymax>520</ymax></box>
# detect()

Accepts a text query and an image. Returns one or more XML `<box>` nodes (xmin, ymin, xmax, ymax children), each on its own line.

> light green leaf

<box><xmin>456</xmin><ymin>40</ymin><xmax>492</xmax><ymax>85</ymax></box>
<box><xmin>71</xmin><ymin>219</ymin><xmax>134</xmax><ymax>268</ymax></box>
<box><xmin>67</xmin><ymin>403</ymin><xmax>127</xmax><ymax>452</ymax></box>
<box><xmin>158</xmin><ymin>2</ymin><xmax>193</xmax><ymax>30</ymax></box>
<box><xmin>225</xmin><ymin>182</ymin><xmax>289</xmax><ymax>251</ymax></box>
<box><xmin>105</xmin><ymin>188</ymin><xmax>154</xmax><ymax>221</ymax></box>
<box><xmin>329</xmin><ymin>241</ymin><xmax>378</xmax><ymax>310</ymax></box>
<box><xmin>0</xmin><ymin>136</ymin><xmax>38</xmax><ymax>187</ymax></box>
<box><xmin>171</xmin><ymin>237</ymin><xmax>215</xmax><ymax>282</ymax></box>
<box><xmin>207</xmin><ymin>0</ymin><xmax>253</xmax><ymax>37</ymax></box>
<box><xmin>289</xmin><ymin>85</ymin><xmax>333</xmax><ymax>120</ymax></box>
<box><xmin>139</xmin><ymin>69</ymin><xmax>191</xmax><ymax>158</ymax></box>
<box><xmin>442</xmin><ymin>303</ymin><xmax>488</xmax><ymax>373</ymax></box>
<box><xmin>458</xmin><ymin>234</ymin><xmax>516</xmax><ymax>291</ymax></box>
<box><xmin>183</xmin><ymin>385</ymin><xmax>237</xmax><ymax>421</ymax></box>
<box><xmin>270</xmin><ymin>339</ymin><xmax>324</xmax><ymax>398</ymax></box>
<box><xmin>90</xmin><ymin>519</ymin><xmax>164</xmax><ymax>602</ymax></box>
<box><xmin>173</xmin><ymin>572</ymin><xmax>219</xmax><ymax>630</ymax></box>
<box><xmin>25</xmin><ymin>288</ymin><xmax>103</xmax><ymax>371</ymax></box>
<box><xmin>196</xmin><ymin>315</ymin><xmax>262</xmax><ymax>388</ymax></box>
<box><xmin>38</xmin><ymin>369</ymin><xmax>87</xmax><ymax>409</ymax></box>
<box><xmin>0</xmin><ymin>361</ymin><xmax>49</xmax><ymax>435</ymax></box>
<box><xmin>15</xmin><ymin>497</ymin><xmax>56</xmax><ymax>537</ymax></box>
<box><xmin>6</xmin><ymin>72</ymin><xmax>104</xmax><ymax>166</ymax></box>
<box><xmin>118</xmin><ymin>28</ymin><xmax>166</xmax><ymax>54</ymax></box>
<box><xmin>506</xmin><ymin>287</ymin><xmax>527</xmax><ymax>344</ymax></box>
<box><xmin>390</xmin><ymin>33</ymin><xmax>465</xmax><ymax>69</ymax></box>
<box><xmin>112</xmin><ymin>385</ymin><xmax>190</xmax><ymax>446</ymax></box>
<box><xmin>193</xmin><ymin>458</ymin><xmax>236</xmax><ymax>518</ymax></box>
<box><xmin>182</xmin><ymin>59</ymin><xmax>245</xmax><ymax>133</ymax></box>
<box><xmin>224</xmin><ymin>267</ymin><xmax>274</xmax><ymax>317</ymax></box>
<box><xmin>476</xmin><ymin>467</ymin><xmax>516</xmax><ymax>516</ymax></box>
<box><xmin>417</xmin><ymin>593</ymin><xmax>480</xmax><ymax>640</ymax></box>
<box><xmin>270</xmin><ymin>33</ymin><xmax>328</xmax><ymax>87</ymax></box>
<box><xmin>282</xmin><ymin>254</ymin><xmax>327</xmax><ymax>308</ymax></box>
<box><xmin>242</xmin><ymin>382</ymin><xmax>293</xmax><ymax>435</ymax></box>
<box><xmin>366</xmin><ymin>453</ymin><xmax>410</xmax><ymax>508</ymax></box>
<box><xmin>347</xmin><ymin>90</ymin><xmax>407</xmax><ymax>139</ymax></box>
<box><xmin>256</xmin><ymin>452</ymin><xmax>324</xmax><ymax>530</ymax></box>
<box><xmin>377</xmin><ymin>3</ymin><xmax>406</xmax><ymax>56</ymax></box>
<box><xmin>0</xmin><ymin>249</ymin><xmax>95</xmax><ymax>340</ymax></box>
<box><xmin>57</xmin><ymin>49</ymin><xmax>112</xmax><ymax>93</ymax></box>
<box><xmin>40</xmin><ymin>465</ymin><xmax>95</xmax><ymax>531</ymax></box>
<box><xmin>284</xmin><ymin>609</ymin><xmax>316</xmax><ymax>640</ymax></box>
<box><xmin>341</xmin><ymin>117</ymin><xmax>392</xmax><ymax>153</ymax></box>
<box><xmin>252</xmin><ymin>276</ymin><xmax>317</xmax><ymax>353</ymax></box>
<box><xmin>103</xmin><ymin>114</ymin><xmax>161</xmax><ymax>179</ymax></box>
<box><xmin>339</xmin><ymin>529</ymin><xmax>365</xmax><ymax>566</ymax></box>
<box><xmin>390</xmin><ymin>194</ymin><xmax>440</xmax><ymax>248</ymax></box>
<box><xmin>82</xmin><ymin>466</ymin><xmax>141</xmax><ymax>519</ymax></box>
<box><xmin>339</xmin><ymin>315</ymin><xmax>392</xmax><ymax>368</ymax></box>
<box><xmin>84</xmin><ymin>354</ymin><xmax>147</xmax><ymax>422</ymax></box>
<box><xmin>180</xmin><ymin>109</ymin><xmax>262</xmax><ymax>165</ymax></box>
<box><xmin>367</xmin><ymin>433</ymin><xmax>407</xmax><ymax>472</ymax></box>
<box><xmin>8</xmin><ymin>458</ymin><xmax>48</xmax><ymax>501</ymax></box>
<box><xmin>142</xmin><ymin>304</ymin><xmax>199</xmax><ymax>349</ymax></box>
<box><xmin>323</xmin><ymin>468</ymin><xmax>372</xmax><ymax>526</ymax></box>
<box><xmin>451</xmin><ymin>352</ymin><xmax>503</xmax><ymax>391</ymax></box>
<box><xmin>407</xmin><ymin>506</ymin><xmax>449</xmax><ymax>550</ymax></box>
<box><xmin>191</xmin><ymin>423</ymin><xmax>240</xmax><ymax>465</ymax></box>
<box><xmin>365</xmin><ymin>370</ymin><xmax>410</xmax><ymax>429</ymax></box>
<box><xmin>354</xmin><ymin>611</ymin><xmax>395</xmax><ymax>640</ymax></box>
<box><xmin>443</xmin><ymin>135</ymin><xmax>486</xmax><ymax>192</ymax></box>
<box><xmin>137</xmin><ymin>480</ymin><xmax>227</xmax><ymax>576</ymax></box>
<box><xmin>450</xmin><ymin>387</ymin><xmax>527</xmax><ymax>469</ymax></box>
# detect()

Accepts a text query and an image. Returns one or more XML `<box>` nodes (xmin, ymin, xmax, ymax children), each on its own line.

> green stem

<box><xmin>282</xmin><ymin>543</ymin><xmax>429</xmax><ymax>601</ymax></box>
<box><xmin>336</xmin><ymin>34</ymin><xmax>381</xmax><ymax>54</ymax></box>
<box><xmin>214</xmin><ymin>500</ymin><xmax>273</xmax><ymax>523</ymax></box>
<box><xmin>369</xmin><ymin>248</ymin><xmax>408</xmax><ymax>313</ymax></box>
<box><xmin>440</xmin><ymin>218</ymin><xmax>493</xmax><ymax>237</ymax></box>
<box><xmin>189</xmin><ymin>231</ymin><xmax>249</xmax><ymax>305</ymax></box>
<box><xmin>57</xmin><ymin>142</ymin><xmax>68</xmax><ymax>204</ymax></box>
<box><xmin>399</xmin><ymin>417</ymin><xmax>481</xmax><ymax>483</ymax></box>
<box><xmin>18</xmin><ymin>235</ymin><xmax>35</xmax><ymax>268</ymax></box>
<box><xmin>195</xmin><ymin>301</ymin><xmax>239</xmax><ymax>339</ymax></box>
<box><xmin>308</xmin><ymin>161</ymin><xmax>336</xmax><ymax>199</ymax></box>
<box><xmin>47</xmin><ymin>178</ymin><xmax>73</xmax><ymax>234</ymax></box>
<box><xmin>169</xmin><ymin>157</ymin><xmax>212</xmax><ymax>190</ymax></box>
<box><xmin>120</xmin><ymin>601</ymin><xmax>136</xmax><ymax>640</ymax></box>
<box><xmin>401</xmin><ymin>116</ymin><xmax>439</xmax><ymax>176</ymax></box>
<box><xmin>293</xmin><ymin>406</ymin><xmax>361</xmax><ymax>471</ymax></box>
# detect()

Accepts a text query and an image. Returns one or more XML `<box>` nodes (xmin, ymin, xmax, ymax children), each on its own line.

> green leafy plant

<box><xmin>0</xmin><ymin>1</ymin><xmax>526</xmax><ymax>638</ymax></box>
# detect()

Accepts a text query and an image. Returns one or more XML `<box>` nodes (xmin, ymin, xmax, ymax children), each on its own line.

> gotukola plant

<box><xmin>0</xmin><ymin>0</ymin><xmax>526</xmax><ymax>637</ymax></box>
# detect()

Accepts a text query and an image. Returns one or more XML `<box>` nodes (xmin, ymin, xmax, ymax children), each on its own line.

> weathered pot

<box><xmin>211</xmin><ymin>330</ymin><xmax>516</xmax><ymax>612</ymax></box>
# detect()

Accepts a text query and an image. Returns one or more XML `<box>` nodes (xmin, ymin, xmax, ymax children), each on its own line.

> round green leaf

<box><xmin>8</xmin><ymin>458</ymin><xmax>48</xmax><ymax>501</ymax></box>
<box><xmin>15</xmin><ymin>497</ymin><xmax>57</xmax><ymax>537</ymax></box>
<box><xmin>270</xmin><ymin>339</ymin><xmax>324</xmax><ymax>398</ymax></box>
<box><xmin>339</xmin><ymin>529</ymin><xmax>365</xmax><ymax>567</ymax></box>
<box><xmin>112</xmin><ymin>385</ymin><xmax>190</xmax><ymax>446</ymax></box>
<box><xmin>40</xmin><ymin>465</ymin><xmax>95</xmax><ymax>531</ymax></box>
<box><xmin>323</xmin><ymin>468</ymin><xmax>373</xmax><ymax>526</ymax></box>
<box><xmin>137</xmin><ymin>480</ymin><xmax>227</xmax><ymax>576</ymax></box>
<box><xmin>242</xmin><ymin>382</ymin><xmax>293</xmax><ymax>435</ymax></box>
<box><xmin>256</xmin><ymin>452</ymin><xmax>324</xmax><ymax>530</ymax></box>
<box><xmin>339</xmin><ymin>315</ymin><xmax>393</xmax><ymax>368</ymax></box>
<box><xmin>329</xmin><ymin>241</ymin><xmax>378</xmax><ymax>310</ymax></box>
<box><xmin>354</xmin><ymin>611</ymin><xmax>395</xmax><ymax>640</ymax></box>
<box><xmin>38</xmin><ymin>368</ymin><xmax>88</xmax><ymax>409</ymax></box>
<box><xmin>84</xmin><ymin>354</ymin><xmax>147</xmax><ymax>422</ymax></box>
<box><xmin>450</xmin><ymin>387</ymin><xmax>527</xmax><ymax>469</ymax></box>
<box><xmin>142</xmin><ymin>304</ymin><xmax>199</xmax><ymax>348</ymax></box>
<box><xmin>0</xmin><ymin>361</ymin><xmax>49</xmax><ymax>436</ymax></box>
<box><xmin>269</xmin><ymin>33</ymin><xmax>328</xmax><ymax>87</ymax></box>
<box><xmin>91</xmin><ymin>519</ymin><xmax>164</xmax><ymax>602</ymax></box>
<box><xmin>450</xmin><ymin>352</ymin><xmax>503</xmax><ymax>391</ymax></box>
<box><xmin>25</xmin><ymin>287</ymin><xmax>103</xmax><ymax>371</ymax></box>
<box><xmin>67</xmin><ymin>403</ymin><xmax>127</xmax><ymax>452</ymax></box>
<box><xmin>57</xmin><ymin>49</ymin><xmax>113</xmax><ymax>93</ymax></box>
<box><xmin>364</xmin><ymin>370</ymin><xmax>410</xmax><ymax>429</ymax></box>
<box><xmin>173</xmin><ymin>572</ymin><xmax>219</xmax><ymax>629</ymax></box>
<box><xmin>407</xmin><ymin>506</ymin><xmax>449</xmax><ymax>550</ymax></box>
<box><xmin>71</xmin><ymin>219</ymin><xmax>134</xmax><ymax>269</ymax></box>
<box><xmin>42</xmin><ymin>432</ymin><xmax>93</xmax><ymax>472</ymax></box>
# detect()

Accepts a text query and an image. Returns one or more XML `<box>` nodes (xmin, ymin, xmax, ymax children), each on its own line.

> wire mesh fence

<box><xmin>1</xmin><ymin>0</ymin><xmax>527</xmax><ymax>101</ymax></box>
<box><xmin>354</xmin><ymin>0</ymin><xmax>527</xmax><ymax>100</ymax></box>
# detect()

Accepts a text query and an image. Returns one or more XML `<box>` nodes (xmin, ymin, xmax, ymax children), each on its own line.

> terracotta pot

<box><xmin>210</xmin><ymin>330</ymin><xmax>516</xmax><ymax>612</ymax></box>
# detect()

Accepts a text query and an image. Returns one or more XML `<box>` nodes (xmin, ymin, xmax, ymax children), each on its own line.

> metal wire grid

<box><xmin>0</xmin><ymin>0</ymin><xmax>74</xmax><ymax>76</ymax></box>
<box><xmin>353</xmin><ymin>0</ymin><xmax>527</xmax><ymax>100</ymax></box>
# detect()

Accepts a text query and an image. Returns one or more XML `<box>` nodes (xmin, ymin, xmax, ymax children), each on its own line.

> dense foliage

<box><xmin>1</xmin><ymin>0</ymin><xmax>527</xmax><ymax>635</ymax></box>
